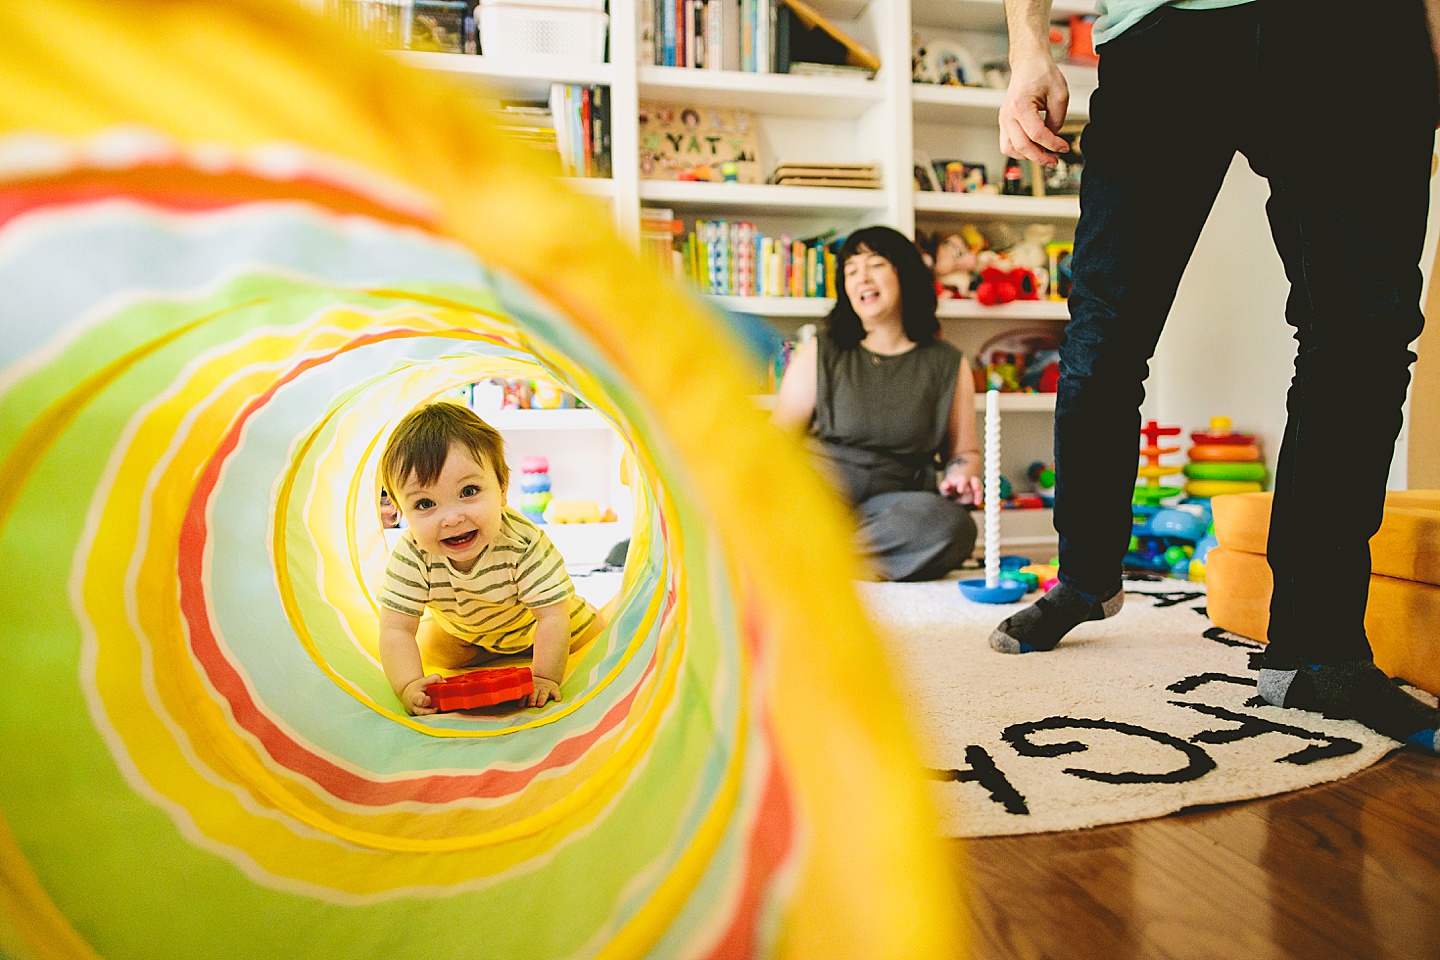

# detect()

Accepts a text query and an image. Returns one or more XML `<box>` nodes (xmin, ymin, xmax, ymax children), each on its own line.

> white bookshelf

<box><xmin>391</xmin><ymin>0</ymin><xmax>1092</xmax><ymax>552</ymax></box>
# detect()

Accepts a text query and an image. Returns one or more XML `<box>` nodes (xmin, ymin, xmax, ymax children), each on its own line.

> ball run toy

<box><xmin>1134</xmin><ymin>419</ymin><xmax>1183</xmax><ymax>506</ymax></box>
<box><xmin>959</xmin><ymin>389</ymin><xmax>1030</xmax><ymax>603</ymax></box>
<box><xmin>425</xmin><ymin>667</ymin><xmax>535</xmax><ymax>711</ymax></box>
<box><xmin>517</xmin><ymin>454</ymin><xmax>552</xmax><ymax>522</ymax></box>
<box><xmin>1183</xmin><ymin>416</ymin><xmax>1266</xmax><ymax>497</ymax></box>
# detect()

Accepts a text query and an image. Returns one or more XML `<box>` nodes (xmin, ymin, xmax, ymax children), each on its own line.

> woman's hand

<box><xmin>940</xmin><ymin>459</ymin><xmax>983</xmax><ymax>505</ymax></box>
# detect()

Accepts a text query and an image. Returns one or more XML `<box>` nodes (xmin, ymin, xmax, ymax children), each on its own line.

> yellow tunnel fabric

<box><xmin>0</xmin><ymin>3</ymin><xmax>963</xmax><ymax>958</ymax></box>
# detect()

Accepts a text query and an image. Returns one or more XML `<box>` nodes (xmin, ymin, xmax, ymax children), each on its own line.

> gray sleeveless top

<box><xmin>810</xmin><ymin>330</ymin><xmax>963</xmax><ymax>502</ymax></box>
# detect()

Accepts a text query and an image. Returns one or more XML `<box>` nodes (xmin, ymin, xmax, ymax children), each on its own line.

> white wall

<box><xmin>1145</xmin><ymin>149</ymin><xmax>1440</xmax><ymax>490</ymax></box>
<box><xmin>1144</xmin><ymin>155</ymin><xmax>1293</xmax><ymax>483</ymax></box>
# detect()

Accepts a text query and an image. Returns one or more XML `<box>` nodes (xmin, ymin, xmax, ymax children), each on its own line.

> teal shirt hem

<box><xmin>1092</xmin><ymin>0</ymin><xmax>1255</xmax><ymax>47</ymax></box>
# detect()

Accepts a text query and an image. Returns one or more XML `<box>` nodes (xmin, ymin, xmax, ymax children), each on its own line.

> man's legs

<box><xmin>1245</xmin><ymin>0</ymin><xmax>1440</xmax><ymax>748</ymax></box>
<box><xmin>993</xmin><ymin>6</ymin><xmax>1246</xmax><ymax>652</ymax></box>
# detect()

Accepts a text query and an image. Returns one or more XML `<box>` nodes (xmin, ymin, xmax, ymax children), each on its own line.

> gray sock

<box><xmin>1259</xmin><ymin>660</ymin><xmax>1439</xmax><ymax>752</ymax></box>
<box><xmin>989</xmin><ymin>583</ymin><xmax>1124</xmax><ymax>655</ymax></box>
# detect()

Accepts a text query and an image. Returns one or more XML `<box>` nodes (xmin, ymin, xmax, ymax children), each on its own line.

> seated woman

<box><xmin>773</xmin><ymin>225</ymin><xmax>981</xmax><ymax>581</ymax></box>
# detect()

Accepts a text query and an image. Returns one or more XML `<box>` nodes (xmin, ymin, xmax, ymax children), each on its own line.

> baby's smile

<box><xmin>442</xmin><ymin>530</ymin><xmax>478</xmax><ymax>548</ymax></box>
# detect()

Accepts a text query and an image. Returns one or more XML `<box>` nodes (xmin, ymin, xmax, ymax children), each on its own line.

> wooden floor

<box><xmin>957</xmin><ymin>749</ymin><xmax>1440</xmax><ymax>960</ymax></box>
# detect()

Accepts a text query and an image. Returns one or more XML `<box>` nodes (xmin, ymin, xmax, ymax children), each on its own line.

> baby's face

<box><xmin>396</xmin><ymin>443</ymin><xmax>506</xmax><ymax>573</ymax></box>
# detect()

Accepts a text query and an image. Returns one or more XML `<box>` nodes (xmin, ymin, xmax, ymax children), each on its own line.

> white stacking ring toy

<box><xmin>958</xmin><ymin>389</ymin><xmax>1030</xmax><ymax>604</ymax></box>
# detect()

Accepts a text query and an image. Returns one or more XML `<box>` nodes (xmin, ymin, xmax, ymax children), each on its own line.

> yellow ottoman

<box><xmin>1207</xmin><ymin>491</ymin><xmax>1440</xmax><ymax>696</ymax></box>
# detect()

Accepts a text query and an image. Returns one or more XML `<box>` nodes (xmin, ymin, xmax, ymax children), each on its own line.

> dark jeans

<box><xmin>1055</xmin><ymin>0</ymin><xmax>1437</xmax><ymax>666</ymax></box>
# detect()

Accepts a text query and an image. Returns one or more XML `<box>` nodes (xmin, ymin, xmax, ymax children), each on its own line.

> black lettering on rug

<box><xmin>928</xmin><ymin>746</ymin><xmax>1030</xmax><ymax>816</ymax></box>
<box><xmin>1170</xmin><ymin>701</ymin><xmax>1363</xmax><ymax>764</ymax></box>
<box><xmin>1144</xmin><ymin>591</ymin><xmax>1206</xmax><ymax>608</ymax></box>
<box><xmin>1003</xmin><ymin>717</ymin><xmax>1217</xmax><ymax>785</ymax></box>
<box><xmin>1167</xmin><ymin>672</ymin><xmax>1256</xmax><ymax>694</ymax></box>
<box><xmin>1203</xmin><ymin>626</ymin><xmax>1264</xmax><ymax>650</ymax></box>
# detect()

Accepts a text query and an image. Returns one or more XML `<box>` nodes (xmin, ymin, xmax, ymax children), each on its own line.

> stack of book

<box><xmin>496</xmin><ymin>99</ymin><xmax>561</xmax><ymax>174</ymax></box>
<box><xmin>493</xmin><ymin>86</ymin><xmax>612</xmax><ymax>179</ymax></box>
<box><xmin>767</xmin><ymin>162</ymin><xmax>881</xmax><ymax>189</ymax></box>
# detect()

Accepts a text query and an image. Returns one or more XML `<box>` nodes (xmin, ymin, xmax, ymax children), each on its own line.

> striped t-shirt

<box><xmin>378</xmin><ymin>507</ymin><xmax>576</xmax><ymax>654</ymax></box>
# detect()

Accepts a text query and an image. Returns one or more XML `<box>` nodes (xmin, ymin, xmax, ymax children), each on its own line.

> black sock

<box><xmin>1258</xmin><ymin>660</ymin><xmax>1439</xmax><ymax>752</ymax></box>
<box><xmin>989</xmin><ymin>583</ymin><xmax>1124</xmax><ymax>654</ymax></box>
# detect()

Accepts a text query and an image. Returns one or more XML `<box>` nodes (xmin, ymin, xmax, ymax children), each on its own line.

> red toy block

<box><xmin>426</xmin><ymin>666</ymin><xmax>534</xmax><ymax>711</ymax></box>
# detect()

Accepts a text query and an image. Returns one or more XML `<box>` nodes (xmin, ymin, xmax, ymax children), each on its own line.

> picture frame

<box><xmin>912</xmin><ymin>149</ymin><xmax>940</xmax><ymax>192</ymax></box>
<box><xmin>932</xmin><ymin>159</ymin><xmax>987</xmax><ymax>194</ymax></box>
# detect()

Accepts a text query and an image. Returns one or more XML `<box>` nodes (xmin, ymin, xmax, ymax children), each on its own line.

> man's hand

<box><xmin>401</xmin><ymin>674</ymin><xmax>443</xmax><ymax>716</ymax></box>
<box><xmin>527</xmin><ymin>676</ymin><xmax>563</xmax><ymax>708</ymax></box>
<box><xmin>1000</xmin><ymin>54</ymin><xmax>1071</xmax><ymax>165</ymax></box>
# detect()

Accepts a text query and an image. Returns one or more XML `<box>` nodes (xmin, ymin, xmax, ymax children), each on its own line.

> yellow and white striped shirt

<box><xmin>378</xmin><ymin>507</ymin><xmax>577</xmax><ymax>653</ymax></box>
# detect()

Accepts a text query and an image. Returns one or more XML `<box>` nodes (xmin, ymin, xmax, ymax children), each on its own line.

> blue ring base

<box><xmin>957</xmin><ymin>578</ymin><xmax>1029</xmax><ymax>604</ymax></box>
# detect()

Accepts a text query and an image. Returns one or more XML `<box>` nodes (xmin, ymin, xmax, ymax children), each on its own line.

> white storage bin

<box><xmin>479</xmin><ymin>4</ymin><xmax>608</xmax><ymax>63</ymax></box>
<box><xmin>480</xmin><ymin>0</ymin><xmax>605</xmax><ymax>10</ymax></box>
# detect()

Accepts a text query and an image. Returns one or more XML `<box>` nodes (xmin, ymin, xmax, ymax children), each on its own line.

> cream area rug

<box><xmin>860</xmin><ymin>578</ymin><xmax>1426</xmax><ymax>838</ymax></box>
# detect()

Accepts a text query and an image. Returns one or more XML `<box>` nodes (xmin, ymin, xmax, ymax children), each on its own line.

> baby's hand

<box><xmin>402</xmin><ymin>674</ymin><xmax>444</xmax><ymax>716</ymax></box>
<box><xmin>527</xmin><ymin>676</ymin><xmax>563</xmax><ymax>708</ymax></box>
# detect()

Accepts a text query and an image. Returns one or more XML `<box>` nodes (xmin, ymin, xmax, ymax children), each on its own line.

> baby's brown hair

<box><xmin>380</xmin><ymin>402</ymin><xmax>508</xmax><ymax>507</ymax></box>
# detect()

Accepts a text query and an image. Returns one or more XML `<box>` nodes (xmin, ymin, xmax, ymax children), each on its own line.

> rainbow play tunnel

<box><xmin>0</xmin><ymin>3</ymin><xmax>960</xmax><ymax>959</ymax></box>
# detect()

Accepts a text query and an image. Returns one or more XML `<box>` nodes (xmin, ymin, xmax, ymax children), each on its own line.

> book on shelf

<box><xmin>787</xmin><ymin>61</ymin><xmax>875</xmax><ymax>79</ymax></box>
<box><xmin>545</xmin><ymin>83</ymin><xmax>612</xmax><ymax>179</ymax></box>
<box><xmin>638</xmin><ymin>101</ymin><xmax>762</xmax><ymax>183</ymax></box>
<box><xmin>651</xmin><ymin>0</ymin><xmax>873</xmax><ymax>74</ymax></box>
<box><xmin>672</xmin><ymin>221</ymin><xmax>842</xmax><ymax>298</ymax></box>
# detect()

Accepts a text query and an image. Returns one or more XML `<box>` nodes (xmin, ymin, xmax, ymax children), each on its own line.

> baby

<box><xmin>375</xmin><ymin>402</ymin><xmax>603</xmax><ymax>714</ymax></box>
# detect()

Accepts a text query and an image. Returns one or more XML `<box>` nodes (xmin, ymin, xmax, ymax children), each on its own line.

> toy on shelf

<box><xmin>976</xmin><ymin>327</ymin><xmax>1061</xmax><ymax>394</ymax></box>
<box><xmin>1026</xmin><ymin>461</ymin><xmax>1055</xmax><ymax>505</ymax></box>
<box><xmin>425</xmin><ymin>667</ymin><xmax>534</xmax><ymax>712</ymax></box>
<box><xmin>1183</xmin><ymin>416</ymin><xmax>1266</xmax><ymax>497</ymax></box>
<box><xmin>1045</xmin><ymin>241</ymin><xmax>1073</xmax><ymax>301</ymax></box>
<box><xmin>518</xmin><ymin>455</ymin><xmax>552</xmax><ymax>523</ymax></box>
<box><xmin>543</xmin><ymin>499</ymin><xmax>617</xmax><ymax>524</ymax></box>
<box><xmin>974</xmin><ymin>265</ymin><xmax>1042</xmax><ymax>305</ymax></box>
<box><xmin>959</xmin><ymin>389</ymin><xmax>1030</xmax><ymax>603</ymax></box>
<box><xmin>1133</xmin><ymin>419</ymin><xmax>1183</xmax><ymax>506</ymax></box>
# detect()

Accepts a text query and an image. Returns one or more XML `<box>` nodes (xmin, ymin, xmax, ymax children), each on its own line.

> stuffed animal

<box><xmin>932</xmin><ymin>232</ymin><xmax>978</xmax><ymax>298</ymax></box>
<box><xmin>974</xmin><ymin>265</ymin><xmax>1043</xmax><ymax>305</ymax></box>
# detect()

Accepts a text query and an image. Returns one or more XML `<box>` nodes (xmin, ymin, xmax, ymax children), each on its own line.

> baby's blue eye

<box><xmin>413</xmin><ymin>498</ymin><xmax>434</xmax><ymax>510</ymax></box>
<box><xmin>461</xmin><ymin>485</ymin><xmax>481</xmax><ymax>498</ymax></box>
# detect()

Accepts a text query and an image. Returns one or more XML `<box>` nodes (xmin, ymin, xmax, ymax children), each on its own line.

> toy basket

<box><xmin>479</xmin><ymin>3</ymin><xmax>609</xmax><ymax>63</ymax></box>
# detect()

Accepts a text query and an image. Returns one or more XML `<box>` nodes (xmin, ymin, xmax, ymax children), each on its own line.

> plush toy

<box><xmin>974</xmin><ymin>265</ymin><xmax>1042</xmax><ymax>305</ymax></box>
<box><xmin>1006</xmin><ymin>223</ymin><xmax>1055</xmax><ymax>274</ymax></box>
<box><xmin>931</xmin><ymin>232</ymin><xmax>978</xmax><ymax>298</ymax></box>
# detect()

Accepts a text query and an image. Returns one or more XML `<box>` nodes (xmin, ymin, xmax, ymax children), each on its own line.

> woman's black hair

<box><xmin>825</xmin><ymin>225</ymin><xmax>939</xmax><ymax>350</ymax></box>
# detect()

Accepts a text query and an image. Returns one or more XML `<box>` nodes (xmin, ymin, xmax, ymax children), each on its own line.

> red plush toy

<box><xmin>974</xmin><ymin>266</ymin><xmax>1042</xmax><ymax>305</ymax></box>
